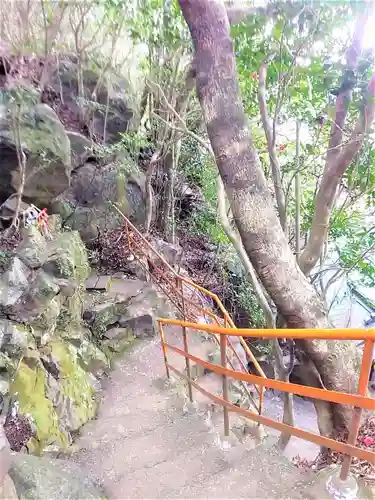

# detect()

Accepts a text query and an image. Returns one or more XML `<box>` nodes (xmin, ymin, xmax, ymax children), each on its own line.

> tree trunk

<box><xmin>178</xmin><ymin>0</ymin><xmax>359</xmax><ymax>434</ymax></box>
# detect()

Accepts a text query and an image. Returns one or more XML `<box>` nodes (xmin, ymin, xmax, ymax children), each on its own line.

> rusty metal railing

<box><xmin>116</xmin><ymin>212</ymin><xmax>375</xmax><ymax>481</ymax></box>
<box><xmin>158</xmin><ymin>317</ymin><xmax>375</xmax><ymax>481</ymax></box>
<box><xmin>120</xmin><ymin>214</ymin><xmax>266</xmax><ymax>413</ymax></box>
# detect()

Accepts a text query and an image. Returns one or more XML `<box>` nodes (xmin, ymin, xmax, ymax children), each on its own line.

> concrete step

<box><xmin>71</xmin><ymin>320</ymin><xmax>373</xmax><ymax>499</ymax></box>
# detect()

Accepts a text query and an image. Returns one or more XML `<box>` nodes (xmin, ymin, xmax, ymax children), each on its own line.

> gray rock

<box><xmin>0</xmin><ymin>423</ymin><xmax>12</xmax><ymax>486</ymax></box>
<box><xmin>67</xmin><ymin>131</ymin><xmax>93</xmax><ymax>169</ymax></box>
<box><xmin>118</xmin><ymin>313</ymin><xmax>157</xmax><ymax>338</ymax></box>
<box><xmin>42</xmin><ymin>231</ymin><xmax>90</xmax><ymax>282</ymax></box>
<box><xmin>16</xmin><ymin>225</ymin><xmax>48</xmax><ymax>269</ymax></box>
<box><xmin>126</xmin><ymin>256</ymin><xmax>149</xmax><ymax>282</ymax></box>
<box><xmin>83</xmin><ymin>279</ymin><xmax>152</xmax><ymax>336</ymax></box>
<box><xmin>85</xmin><ymin>274</ymin><xmax>112</xmax><ymax>291</ymax></box>
<box><xmin>124</xmin><ymin>282</ymin><xmax>175</xmax><ymax>320</ymax></box>
<box><xmin>0</xmin><ymin>194</ymin><xmax>30</xmax><ymax>222</ymax></box>
<box><xmin>7</xmin><ymin>269</ymin><xmax>60</xmax><ymax>322</ymax></box>
<box><xmin>151</xmin><ymin>237</ymin><xmax>183</xmax><ymax>267</ymax></box>
<box><xmin>0</xmin><ymin>257</ymin><xmax>30</xmax><ymax>308</ymax></box>
<box><xmin>9</xmin><ymin>453</ymin><xmax>105</xmax><ymax>500</ymax></box>
<box><xmin>0</xmin><ymin>377</ymin><xmax>10</xmax><ymax>398</ymax></box>
<box><xmin>53</xmin><ymin>278</ymin><xmax>78</xmax><ymax>298</ymax></box>
<box><xmin>51</xmin><ymin>159</ymin><xmax>148</xmax><ymax>243</ymax></box>
<box><xmin>102</xmin><ymin>326</ymin><xmax>135</xmax><ymax>353</ymax></box>
<box><xmin>0</xmin><ymin>475</ymin><xmax>18</xmax><ymax>500</ymax></box>
<box><xmin>0</xmin><ymin>96</ymin><xmax>71</xmax><ymax>206</ymax></box>
<box><xmin>0</xmin><ymin>320</ymin><xmax>28</xmax><ymax>358</ymax></box>
<box><xmin>51</xmin><ymin>59</ymin><xmax>139</xmax><ymax>144</ymax></box>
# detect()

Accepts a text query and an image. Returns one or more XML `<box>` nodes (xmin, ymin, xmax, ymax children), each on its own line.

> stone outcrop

<box><xmin>50</xmin><ymin>57</ymin><xmax>139</xmax><ymax>144</ymax></box>
<box><xmin>0</xmin><ymin>87</ymin><xmax>71</xmax><ymax>207</ymax></box>
<box><xmin>0</xmin><ymin>219</ymin><xmax>175</xmax><ymax>456</ymax></box>
<box><xmin>83</xmin><ymin>277</ymin><xmax>175</xmax><ymax>355</ymax></box>
<box><xmin>51</xmin><ymin>156</ymin><xmax>149</xmax><ymax>243</ymax></box>
<box><xmin>0</xmin><ymin>220</ymin><xmax>107</xmax><ymax>454</ymax></box>
<box><xmin>9</xmin><ymin>453</ymin><xmax>104</xmax><ymax>499</ymax></box>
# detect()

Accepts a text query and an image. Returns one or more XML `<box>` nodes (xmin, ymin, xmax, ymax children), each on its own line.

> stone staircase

<box><xmin>71</xmin><ymin>323</ymin><xmax>339</xmax><ymax>499</ymax></box>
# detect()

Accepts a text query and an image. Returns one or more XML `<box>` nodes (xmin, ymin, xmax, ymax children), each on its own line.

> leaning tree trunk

<box><xmin>178</xmin><ymin>0</ymin><xmax>360</xmax><ymax>434</ymax></box>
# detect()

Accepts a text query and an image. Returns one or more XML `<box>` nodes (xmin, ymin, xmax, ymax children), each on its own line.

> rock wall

<box><xmin>0</xmin><ymin>219</ymin><xmax>108</xmax><ymax>454</ymax></box>
<box><xmin>0</xmin><ymin>217</ymin><xmax>178</xmax><ymax>456</ymax></box>
<box><xmin>0</xmin><ymin>57</ymin><xmax>149</xmax><ymax>237</ymax></box>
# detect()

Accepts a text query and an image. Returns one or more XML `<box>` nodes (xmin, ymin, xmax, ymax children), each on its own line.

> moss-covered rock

<box><xmin>84</xmin><ymin>300</ymin><xmax>122</xmax><ymax>337</ymax></box>
<box><xmin>17</xmin><ymin>225</ymin><xmax>48</xmax><ymax>269</ymax></box>
<box><xmin>48</xmin><ymin>341</ymin><xmax>97</xmax><ymax>432</ymax></box>
<box><xmin>43</xmin><ymin>231</ymin><xmax>90</xmax><ymax>282</ymax></box>
<box><xmin>102</xmin><ymin>326</ymin><xmax>135</xmax><ymax>356</ymax></box>
<box><xmin>30</xmin><ymin>298</ymin><xmax>61</xmax><ymax>343</ymax></box>
<box><xmin>0</xmin><ymin>93</ymin><xmax>71</xmax><ymax>206</ymax></box>
<box><xmin>0</xmin><ymin>319</ymin><xmax>29</xmax><ymax>359</ymax></box>
<box><xmin>10</xmin><ymin>361</ymin><xmax>70</xmax><ymax>454</ymax></box>
<box><xmin>10</xmin><ymin>338</ymin><xmax>98</xmax><ymax>454</ymax></box>
<box><xmin>51</xmin><ymin>158</ymin><xmax>148</xmax><ymax>243</ymax></box>
<box><xmin>0</xmin><ymin>351</ymin><xmax>17</xmax><ymax>376</ymax></box>
<box><xmin>77</xmin><ymin>339</ymin><xmax>109</xmax><ymax>374</ymax></box>
<box><xmin>56</xmin><ymin>286</ymin><xmax>85</xmax><ymax>342</ymax></box>
<box><xmin>8</xmin><ymin>269</ymin><xmax>60</xmax><ymax>322</ymax></box>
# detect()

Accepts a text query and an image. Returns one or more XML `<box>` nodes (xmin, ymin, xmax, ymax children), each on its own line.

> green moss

<box><xmin>10</xmin><ymin>361</ymin><xmax>69</xmax><ymax>454</ymax></box>
<box><xmin>47</xmin><ymin>231</ymin><xmax>90</xmax><ymax>283</ymax></box>
<box><xmin>30</xmin><ymin>298</ymin><xmax>60</xmax><ymax>336</ymax></box>
<box><xmin>57</xmin><ymin>286</ymin><xmax>84</xmax><ymax>332</ymax></box>
<box><xmin>102</xmin><ymin>335</ymin><xmax>137</xmax><ymax>364</ymax></box>
<box><xmin>0</xmin><ymin>251</ymin><xmax>12</xmax><ymax>274</ymax></box>
<box><xmin>49</xmin><ymin>341</ymin><xmax>97</xmax><ymax>427</ymax></box>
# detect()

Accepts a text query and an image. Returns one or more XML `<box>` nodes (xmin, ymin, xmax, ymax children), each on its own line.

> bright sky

<box><xmin>363</xmin><ymin>9</ymin><xmax>375</xmax><ymax>51</ymax></box>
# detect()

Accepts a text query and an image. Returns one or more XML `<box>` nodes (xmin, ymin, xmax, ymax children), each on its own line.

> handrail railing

<box><xmin>120</xmin><ymin>214</ymin><xmax>266</xmax><ymax>413</ymax></box>
<box><xmin>158</xmin><ymin>317</ymin><xmax>375</xmax><ymax>481</ymax></box>
<box><xmin>117</xmin><ymin>212</ymin><xmax>374</xmax><ymax>483</ymax></box>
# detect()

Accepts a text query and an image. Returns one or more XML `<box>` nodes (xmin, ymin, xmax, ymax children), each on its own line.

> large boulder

<box><xmin>9</xmin><ymin>453</ymin><xmax>104</xmax><ymax>500</ymax></box>
<box><xmin>66</xmin><ymin>131</ymin><xmax>93</xmax><ymax>170</ymax></box>
<box><xmin>0</xmin><ymin>222</ymin><xmax>107</xmax><ymax>453</ymax></box>
<box><xmin>50</xmin><ymin>57</ymin><xmax>139</xmax><ymax>144</ymax></box>
<box><xmin>83</xmin><ymin>279</ymin><xmax>175</xmax><ymax>354</ymax></box>
<box><xmin>151</xmin><ymin>237</ymin><xmax>183</xmax><ymax>267</ymax></box>
<box><xmin>0</xmin><ymin>256</ymin><xmax>31</xmax><ymax>309</ymax></box>
<box><xmin>51</xmin><ymin>158</ymin><xmax>148</xmax><ymax>243</ymax></box>
<box><xmin>42</xmin><ymin>230</ymin><xmax>90</xmax><ymax>283</ymax></box>
<box><xmin>0</xmin><ymin>320</ymin><xmax>29</xmax><ymax>359</ymax></box>
<box><xmin>0</xmin><ymin>89</ymin><xmax>71</xmax><ymax>206</ymax></box>
<box><xmin>6</xmin><ymin>269</ymin><xmax>60</xmax><ymax>323</ymax></box>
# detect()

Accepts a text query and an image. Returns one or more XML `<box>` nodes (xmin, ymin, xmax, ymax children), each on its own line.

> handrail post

<box><xmin>340</xmin><ymin>338</ymin><xmax>374</xmax><ymax>481</ymax></box>
<box><xmin>180</xmin><ymin>278</ymin><xmax>193</xmax><ymax>402</ymax></box>
<box><xmin>158</xmin><ymin>321</ymin><xmax>170</xmax><ymax>379</ymax></box>
<box><xmin>220</xmin><ymin>333</ymin><xmax>230</xmax><ymax>437</ymax></box>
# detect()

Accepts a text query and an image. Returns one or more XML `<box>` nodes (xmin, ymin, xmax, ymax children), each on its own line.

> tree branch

<box><xmin>299</xmin><ymin>71</ymin><xmax>375</xmax><ymax>275</ymax></box>
<box><xmin>298</xmin><ymin>8</ymin><xmax>373</xmax><ymax>275</ymax></box>
<box><xmin>325</xmin><ymin>13</ymin><xmax>368</xmax><ymax>167</ymax></box>
<box><xmin>258</xmin><ymin>62</ymin><xmax>287</xmax><ymax>232</ymax></box>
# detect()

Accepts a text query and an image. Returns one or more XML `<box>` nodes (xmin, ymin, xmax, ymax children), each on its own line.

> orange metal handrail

<box><xmin>121</xmin><ymin>215</ymin><xmax>266</xmax><ymax>410</ymax></box>
<box><xmin>156</xmin><ymin>318</ymin><xmax>375</xmax><ymax>341</ymax></box>
<box><xmin>158</xmin><ymin>317</ymin><xmax>375</xmax><ymax>480</ymax></box>
<box><xmin>117</xmin><ymin>212</ymin><xmax>375</xmax><ymax>481</ymax></box>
